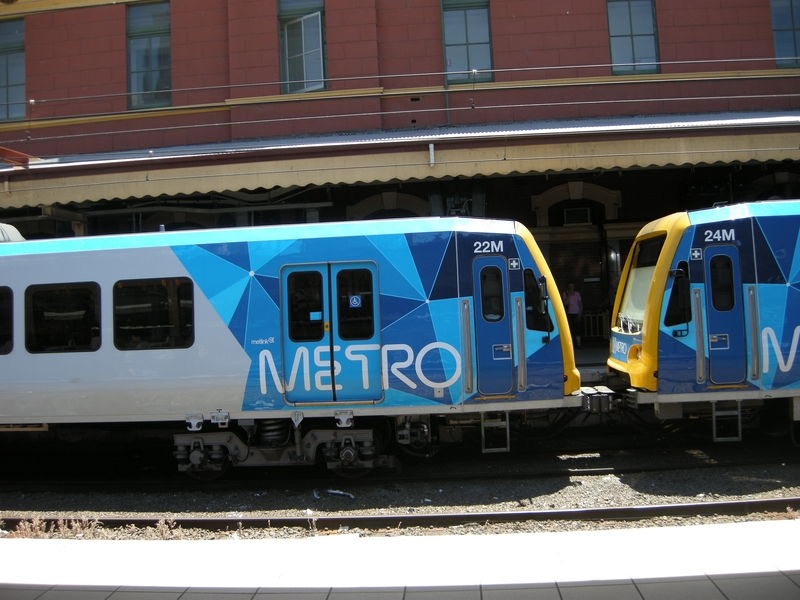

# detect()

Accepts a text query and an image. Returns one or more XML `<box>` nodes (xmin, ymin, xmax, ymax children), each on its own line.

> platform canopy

<box><xmin>1</xmin><ymin>111</ymin><xmax>799</xmax><ymax>209</ymax></box>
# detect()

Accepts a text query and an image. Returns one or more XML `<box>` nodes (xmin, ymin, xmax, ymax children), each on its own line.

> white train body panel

<box><xmin>0</xmin><ymin>246</ymin><xmax>250</xmax><ymax>422</ymax></box>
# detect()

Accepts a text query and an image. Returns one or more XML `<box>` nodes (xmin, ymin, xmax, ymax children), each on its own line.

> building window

<box><xmin>607</xmin><ymin>0</ymin><xmax>659</xmax><ymax>74</ymax></box>
<box><xmin>442</xmin><ymin>0</ymin><xmax>492</xmax><ymax>84</ymax></box>
<box><xmin>0</xmin><ymin>19</ymin><xmax>25</xmax><ymax>121</ymax></box>
<box><xmin>127</xmin><ymin>1</ymin><xmax>172</xmax><ymax>109</ymax></box>
<box><xmin>772</xmin><ymin>0</ymin><xmax>800</xmax><ymax>68</ymax></box>
<box><xmin>564</xmin><ymin>207</ymin><xmax>591</xmax><ymax>225</ymax></box>
<box><xmin>280</xmin><ymin>0</ymin><xmax>325</xmax><ymax>94</ymax></box>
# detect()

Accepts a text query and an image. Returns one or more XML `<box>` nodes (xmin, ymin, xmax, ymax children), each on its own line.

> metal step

<box><xmin>481</xmin><ymin>412</ymin><xmax>511</xmax><ymax>453</ymax></box>
<box><xmin>712</xmin><ymin>401</ymin><xmax>742</xmax><ymax>442</ymax></box>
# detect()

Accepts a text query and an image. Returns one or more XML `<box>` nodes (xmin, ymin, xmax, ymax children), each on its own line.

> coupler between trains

<box><xmin>173</xmin><ymin>412</ymin><xmax>397</xmax><ymax>477</ymax></box>
<box><xmin>580</xmin><ymin>385</ymin><xmax>621</xmax><ymax>414</ymax></box>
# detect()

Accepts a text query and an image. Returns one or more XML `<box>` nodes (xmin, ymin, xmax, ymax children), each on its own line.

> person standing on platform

<box><xmin>562</xmin><ymin>281</ymin><xmax>583</xmax><ymax>349</ymax></box>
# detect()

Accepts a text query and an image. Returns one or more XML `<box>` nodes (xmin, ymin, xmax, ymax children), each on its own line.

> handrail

<box><xmin>747</xmin><ymin>286</ymin><xmax>760</xmax><ymax>380</ymax></box>
<box><xmin>693</xmin><ymin>288</ymin><xmax>706</xmax><ymax>384</ymax></box>
<box><xmin>461</xmin><ymin>300</ymin><xmax>473</xmax><ymax>395</ymax></box>
<box><xmin>515</xmin><ymin>297</ymin><xmax>526</xmax><ymax>392</ymax></box>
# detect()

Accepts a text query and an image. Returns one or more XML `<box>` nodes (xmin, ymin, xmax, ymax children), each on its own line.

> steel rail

<box><xmin>3</xmin><ymin>496</ymin><xmax>799</xmax><ymax>534</ymax></box>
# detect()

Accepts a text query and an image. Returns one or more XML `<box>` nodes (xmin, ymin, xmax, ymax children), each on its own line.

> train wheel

<box><xmin>397</xmin><ymin>440</ymin><xmax>442</xmax><ymax>459</ymax></box>
<box><xmin>332</xmin><ymin>465</ymin><xmax>373</xmax><ymax>479</ymax></box>
<box><xmin>185</xmin><ymin>459</ymin><xmax>231</xmax><ymax>482</ymax></box>
<box><xmin>332</xmin><ymin>425</ymin><xmax>387</xmax><ymax>478</ymax></box>
<box><xmin>183</xmin><ymin>443</ymin><xmax>232</xmax><ymax>481</ymax></box>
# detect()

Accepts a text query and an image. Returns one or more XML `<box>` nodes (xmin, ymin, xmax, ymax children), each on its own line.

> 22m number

<box><xmin>474</xmin><ymin>240</ymin><xmax>504</xmax><ymax>253</ymax></box>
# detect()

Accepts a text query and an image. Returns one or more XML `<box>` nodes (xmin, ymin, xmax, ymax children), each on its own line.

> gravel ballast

<box><xmin>2</xmin><ymin>460</ymin><xmax>799</xmax><ymax>540</ymax></box>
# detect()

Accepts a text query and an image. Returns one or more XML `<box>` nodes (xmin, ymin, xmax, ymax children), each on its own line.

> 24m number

<box><xmin>704</xmin><ymin>229</ymin><xmax>735</xmax><ymax>243</ymax></box>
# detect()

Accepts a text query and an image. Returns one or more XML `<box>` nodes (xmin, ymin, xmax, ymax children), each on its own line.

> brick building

<box><xmin>0</xmin><ymin>0</ymin><xmax>799</xmax><ymax>314</ymax></box>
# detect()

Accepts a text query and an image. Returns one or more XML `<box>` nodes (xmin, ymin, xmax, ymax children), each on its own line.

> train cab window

<box><xmin>113</xmin><ymin>278</ymin><xmax>194</xmax><ymax>350</ymax></box>
<box><xmin>617</xmin><ymin>234</ymin><xmax>665</xmax><ymax>331</ymax></box>
<box><xmin>709</xmin><ymin>255</ymin><xmax>735</xmax><ymax>312</ymax></box>
<box><xmin>480</xmin><ymin>266</ymin><xmax>504</xmax><ymax>322</ymax></box>
<box><xmin>523</xmin><ymin>269</ymin><xmax>553</xmax><ymax>332</ymax></box>
<box><xmin>0</xmin><ymin>287</ymin><xmax>11</xmax><ymax>354</ymax></box>
<box><xmin>288</xmin><ymin>271</ymin><xmax>324</xmax><ymax>342</ymax></box>
<box><xmin>663</xmin><ymin>261</ymin><xmax>692</xmax><ymax>327</ymax></box>
<box><xmin>336</xmin><ymin>269</ymin><xmax>374</xmax><ymax>340</ymax></box>
<box><xmin>25</xmin><ymin>283</ymin><xmax>100</xmax><ymax>353</ymax></box>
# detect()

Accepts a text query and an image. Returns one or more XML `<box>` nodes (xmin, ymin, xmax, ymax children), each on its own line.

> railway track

<box><xmin>2</xmin><ymin>497</ymin><xmax>799</xmax><ymax>535</ymax></box>
<box><xmin>0</xmin><ymin>447</ymin><xmax>794</xmax><ymax>494</ymax></box>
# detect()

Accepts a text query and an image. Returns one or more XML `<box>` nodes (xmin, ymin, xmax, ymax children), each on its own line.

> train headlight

<box><xmin>628</xmin><ymin>344</ymin><xmax>642</xmax><ymax>362</ymax></box>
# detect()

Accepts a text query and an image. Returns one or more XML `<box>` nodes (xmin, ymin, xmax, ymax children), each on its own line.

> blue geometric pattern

<box><xmin>657</xmin><ymin>201</ymin><xmax>800</xmax><ymax>395</ymax></box>
<box><xmin>170</xmin><ymin>221</ymin><xmax>565</xmax><ymax>411</ymax></box>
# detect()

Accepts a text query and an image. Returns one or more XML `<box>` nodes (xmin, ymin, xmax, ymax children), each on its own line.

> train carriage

<box><xmin>608</xmin><ymin>200</ymin><xmax>800</xmax><ymax>441</ymax></box>
<box><xmin>0</xmin><ymin>217</ymin><xmax>580</xmax><ymax>477</ymax></box>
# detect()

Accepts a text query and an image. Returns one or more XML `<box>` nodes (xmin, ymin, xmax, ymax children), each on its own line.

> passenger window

<box><xmin>114</xmin><ymin>278</ymin><xmax>194</xmax><ymax>350</ymax></box>
<box><xmin>523</xmin><ymin>269</ymin><xmax>553</xmax><ymax>332</ymax></box>
<box><xmin>480</xmin><ymin>266</ymin><xmax>504</xmax><ymax>322</ymax></box>
<box><xmin>25</xmin><ymin>283</ymin><xmax>100</xmax><ymax>353</ymax></box>
<box><xmin>0</xmin><ymin>287</ymin><xmax>11</xmax><ymax>355</ymax></box>
<box><xmin>337</xmin><ymin>269</ymin><xmax>374</xmax><ymax>340</ymax></box>
<box><xmin>288</xmin><ymin>271</ymin><xmax>324</xmax><ymax>342</ymax></box>
<box><xmin>709</xmin><ymin>256</ymin><xmax>735</xmax><ymax>312</ymax></box>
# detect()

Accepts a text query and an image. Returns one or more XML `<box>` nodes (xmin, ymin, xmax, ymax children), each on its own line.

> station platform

<box><xmin>1</xmin><ymin>519</ymin><xmax>799</xmax><ymax>599</ymax></box>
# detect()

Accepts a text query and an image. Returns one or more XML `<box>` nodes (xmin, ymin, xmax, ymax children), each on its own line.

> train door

<box><xmin>472</xmin><ymin>257</ymin><xmax>514</xmax><ymax>395</ymax></box>
<box><xmin>703</xmin><ymin>246</ymin><xmax>746</xmax><ymax>385</ymax></box>
<box><xmin>281</xmin><ymin>262</ymin><xmax>382</xmax><ymax>403</ymax></box>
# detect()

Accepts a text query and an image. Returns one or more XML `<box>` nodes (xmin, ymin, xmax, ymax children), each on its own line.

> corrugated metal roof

<box><xmin>4</xmin><ymin>110</ymin><xmax>798</xmax><ymax>173</ymax></box>
<box><xmin>1</xmin><ymin>110</ymin><xmax>798</xmax><ymax>208</ymax></box>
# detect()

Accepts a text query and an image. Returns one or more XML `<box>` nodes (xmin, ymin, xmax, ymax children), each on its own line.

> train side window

<box><xmin>113</xmin><ymin>278</ymin><xmax>194</xmax><ymax>350</ymax></box>
<box><xmin>480</xmin><ymin>266</ymin><xmax>504</xmax><ymax>322</ymax></box>
<box><xmin>709</xmin><ymin>255</ymin><xmax>735</xmax><ymax>311</ymax></box>
<box><xmin>0</xmin><ymin>287</ymin><xmax>11</xmax><ymax>354</ymax></box>
<box><xmin>336</xmin><ymin>268</ymin><xmax>374</xmax><ymax>340</ymax></box>
<box><xmin>288</xmin><ymin>271</ymin><xmax>324</xmax><ymax>342</ymax></box>
<box><xmin>25</xmin><ymin>283</ymin><xmax>100</xmax><ymax>353</ymax></box>
<box><xmin>663</xmin><ymin>261</ymin><xmax>692</xmax><ymax>327</ymax></box>
<box><xmin>523</xmin><ymin>269</ymin><xmax>553</xmax><ymax>332</ymax></box>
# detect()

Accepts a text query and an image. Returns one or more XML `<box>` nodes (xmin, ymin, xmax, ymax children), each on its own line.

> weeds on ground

<box><xmin>154</xmin><ymin>518</ymin><xmax>183</xmax><ymax>540</ymax></box>
<box><xmin>5</xmin><ymin>518</ymin><xmax>102</xmax><ymax>539</ymax></box>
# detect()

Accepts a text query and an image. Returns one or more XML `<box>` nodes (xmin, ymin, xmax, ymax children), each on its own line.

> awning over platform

<box><xmin>1</xmin><ymin>111</ymin><xmax>799</xmax><ymax>209</ymax></box>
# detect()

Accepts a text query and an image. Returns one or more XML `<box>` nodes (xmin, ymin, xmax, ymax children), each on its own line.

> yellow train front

<box><xmin>608</xmin><ymin>200</ymin><xmax>800</xmax><ymax>441</ymax></box>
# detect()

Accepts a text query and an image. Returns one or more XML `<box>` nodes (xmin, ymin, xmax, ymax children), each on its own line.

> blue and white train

<box><xmin>608</xmin><ymin>200</ymin><xmax>800</xmax><ymax>441</ymax></box>
<box><xmin>0</xmin><ymin>218</ymin><xmax>580</xmax><ymax>477</ymax></box>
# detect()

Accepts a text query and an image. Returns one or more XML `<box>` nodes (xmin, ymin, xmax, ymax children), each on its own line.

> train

<box><xmin>0</xmin><ymin>200</ymin><xmax>798</xmax><ymax>479</ymax></box>
<box><xmin>608</xmin><ymin>199</ymin><xmax>800</xmax><ymax>442</ymax></box>
<box><xmin>0</xmin><ymin>217</ymin><xmax>582</xmax><ymax>478</ymax></box>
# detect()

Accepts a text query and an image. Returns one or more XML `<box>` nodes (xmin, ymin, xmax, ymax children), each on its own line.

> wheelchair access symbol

<box><xmin>349</xmin><ymin>295</ymin><xmax>362</xmax><ymax>308</ymax></box>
